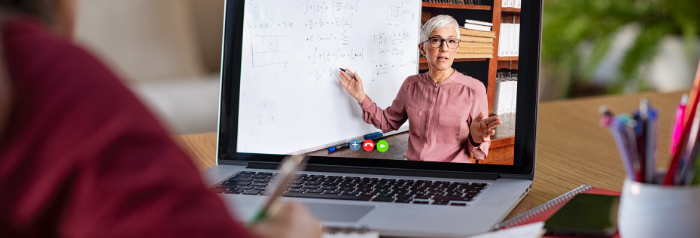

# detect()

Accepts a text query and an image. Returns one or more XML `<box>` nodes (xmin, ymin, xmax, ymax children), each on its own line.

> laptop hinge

<box><xmin>246</xmin><ymin>162</ymin><xmax>499</xmax><ymax>180</ymax></box>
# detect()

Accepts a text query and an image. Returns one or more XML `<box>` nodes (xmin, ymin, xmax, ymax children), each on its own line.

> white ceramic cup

<box><xmin>618</xmin><ymin>178</ymin><xmax>700</xmax><ymax>238</ymax></box>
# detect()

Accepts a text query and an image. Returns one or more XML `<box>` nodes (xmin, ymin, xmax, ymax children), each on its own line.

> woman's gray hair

<box><xmin>420</xmin><ymin>15</ymin><xmax>460</xmax><ymax>43</ymax></box>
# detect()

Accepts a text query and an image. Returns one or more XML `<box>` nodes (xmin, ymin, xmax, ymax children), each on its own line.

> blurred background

<box><xmin>73</xmin><ymin>0</ymin><xmax>700</xmax><ymax>134</ymax></box>
<box><xmin>540</xmin><ymin>0</ymin><xmax>700</xmax><ymax>100</ymax></box>
<box><xmin>74</xmin><ymin>0</ymin><xmax>225</xmax><ymax>135</ymax></box>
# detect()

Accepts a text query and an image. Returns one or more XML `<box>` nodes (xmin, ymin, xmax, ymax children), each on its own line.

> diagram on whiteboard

<box><xmin>251</xmin><ymin>34</ymin><xmax>289</xmax><ymax>67</ymax></box>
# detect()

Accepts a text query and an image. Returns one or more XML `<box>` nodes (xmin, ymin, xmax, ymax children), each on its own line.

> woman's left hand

<box><xmin>470</xmin><ymin>111</ymin><xmax>501</xmax><ymax>144</ymax></box>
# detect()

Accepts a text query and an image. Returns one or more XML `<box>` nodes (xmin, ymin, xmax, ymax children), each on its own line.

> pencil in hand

<box><xmin>251</xmin><ymin>154</ymin><xmax>308</xmax><ymax>223</ymax></box>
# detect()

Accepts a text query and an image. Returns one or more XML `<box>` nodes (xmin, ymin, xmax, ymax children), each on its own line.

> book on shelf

<box><xmin>463</xmin><ymin>19</ymin><xmax>492</xmax><ymax>32</ymax></box>
<box><xmin>457</xmin><ymin>47</ymin><xmax>494</xmax><ymax>54</ymax></box>
<box><xmin>459</xmin><ymin>41</ymin><xmax>493</xmax><ymax>48</ymax></box>
<box><xmin>493</xmin><ymin>69</ymin><xmax>518</xmax><ymax>115</ymax></box>
<box><xmin>464</xmin><ymin>19</ymin><xmax>493</xmax><ymax>27</ymax></box>
<box><xmin>498</xmin><ymin>24</ymin><xmax>507</xmax><ymax>56</ymax></box>
<box><xmin>455</xmin><ymin>52</ymin><xmax>493</xmax><ymax>59</ymax></box>
<box><xmin>501</xmin><ymin>0</ymin><xmax>522</xmax><ymax>9</ymax></box>
<box><xmin>421</xmin><ymin>0</ymin><xmax>485</xmax><ymax>5</ymax></box>
<box><xmin>463</xmin><ymin>23</ymin><xmax>491</xmax><ymax>32</ymax></box>
<box><xmin>465</xmin><ymin>0</ymin><xmax>485</xmax><ymax>4</ymax></box>
<box><xmin>461</xmin><ymin>36</ymin><xmax>494</xmax><ymax>43</ymax></box>
<box><xmin>459</xmin><ymin>27</ymin><xmax>496</xmax><ymax>38</ymax></box>
<box><xmin>498</xmin><ymin>23</ymin><xmax>520</xmax><ymax>57</ymax></box>
<box><xmin>513</xmin><ymin>23</ymin><xmax>519</xmax><ymax>56</ymax></box>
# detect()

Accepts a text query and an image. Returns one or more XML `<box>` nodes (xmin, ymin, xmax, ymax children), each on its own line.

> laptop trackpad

<box><xmin>304</xmin><ymin>203</ymin><xmax>375</xmax><ymax>223</ymax></box>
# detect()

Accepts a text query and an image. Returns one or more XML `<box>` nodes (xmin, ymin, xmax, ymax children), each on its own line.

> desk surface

<box><xmin>173</xmin><ymin>91</ymin><xmax>685</xmax><ymax>221</ymax></box>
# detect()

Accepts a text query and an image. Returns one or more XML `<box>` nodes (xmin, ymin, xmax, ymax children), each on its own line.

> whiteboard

<box><xmin>237</xmin><ymin>0</ymin><xmax>421</xmax><ymax>154</ymax></box>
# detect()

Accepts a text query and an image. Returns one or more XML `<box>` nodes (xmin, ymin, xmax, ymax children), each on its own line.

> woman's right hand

<box><xmin>249</xmin><ymin>202</ymin><xmax>323</xmax><ymax>238</ymax></box>
<box><xmin>339</xmin><ymin>68</ymin><xmax>367</xmax><ymax>103</ymax></box>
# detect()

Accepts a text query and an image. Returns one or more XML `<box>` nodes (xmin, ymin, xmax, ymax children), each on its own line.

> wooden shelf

<box><xmin>421</xmin><ymin>3</ymin><xmax>491</xmax><ymax>10</ymax></box>
<box><xmin>419</xmin><ymin>58</ymin><xmax>489</xmax><ymax>64</ymax></box>
<box><xmin>501</xmin><ymin>7</ymin><xmax>521</xmax><ymax>13</ymax></box>
<box><xmin>490</xmin><ymin>136</ymin><xmax>515</xmax><ymax>148</ymax></box>
<box><xmin>498</xmin><ymin>56</ymin><xmax>518</xmax><ymax>61</ymax></box>
<box><xmin>419</xmin><ymin>57</ymin><xmax>490</xmax><ymax>70</ymax></box>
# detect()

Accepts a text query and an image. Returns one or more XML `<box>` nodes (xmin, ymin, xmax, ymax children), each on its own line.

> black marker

<box><xmin>339</xmin><ymin>68</ymin><xmax>355</xmax><ymax>79</ymax></box>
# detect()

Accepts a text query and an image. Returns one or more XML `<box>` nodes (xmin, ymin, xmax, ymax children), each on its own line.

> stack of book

<box><xmin>421</xmin><ymin>0</ymin><xmax>486</xmax><ymax>5</ymax></box>
<box><xmin>457</xmin><ymin>20</ymin><xmax>495</xmax><ymax>59</ymax></box>
<box><xmin>493</xmin><ymin>69</ymin><xmax>518</xmax><ymax>115</ymax></box>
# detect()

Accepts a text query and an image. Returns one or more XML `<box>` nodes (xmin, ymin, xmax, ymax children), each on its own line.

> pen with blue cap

<box><xmin>328</xmin><ymin>143</ymin><xmax>349</xmax><ymax>153</ymax></box>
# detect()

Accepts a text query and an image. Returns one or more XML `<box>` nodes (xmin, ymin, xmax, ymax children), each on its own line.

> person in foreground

<box><xmin>0</xmin><ymin>0</ymin><xmax>321</xmax><ymax>237</ymax></box>
<box><xmin>339</xmin><ymin>15</ymin><xmax>501</xmax><ymax>163</ymax></box>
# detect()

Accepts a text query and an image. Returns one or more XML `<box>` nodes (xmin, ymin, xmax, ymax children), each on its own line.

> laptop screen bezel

<box><xmin>216</xmin><ymin>0</ymin><xmax>541</xmax><ymax>180</ymax></box>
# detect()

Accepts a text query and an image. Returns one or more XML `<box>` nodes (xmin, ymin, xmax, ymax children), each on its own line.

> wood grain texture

<box><xmin>497</xmin><ymin>56</ymin><xmax>518</xmax><ymax>61</ymax></box>
<box><xmin>501</xmin><ymin>7</ymin><xmax>521</xmax><ymax>13</ymax></box>
<box><xmin>497</xmin><ymin>60</ymin><xmax>518</xmax><ymax>69</ymax></box>
<box><xmin>172</xmin><ymin>91</ymin><xmax>687</xmax><ymax>222</ymax></box>
<box><xmin>172</xmin><ymin>132</ymin><xmax>218</xmax><ymax>171</ymax></box>
<box><xmin>481</xmin><ymin>145</ymin><xmax>514</xmax><ymax>165</ymax></box>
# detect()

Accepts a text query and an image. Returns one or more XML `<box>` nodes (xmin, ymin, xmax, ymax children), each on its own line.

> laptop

<box><xmin>202</xmin><ymin>0</ymin><xmax>542</xmax><ymax>237</ymax></box>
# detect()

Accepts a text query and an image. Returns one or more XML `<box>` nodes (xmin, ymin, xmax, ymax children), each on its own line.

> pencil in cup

<box><xmin>608</xmin><ymin>115</ymin><xmax>637</xmax><ymax>181</ymax></box>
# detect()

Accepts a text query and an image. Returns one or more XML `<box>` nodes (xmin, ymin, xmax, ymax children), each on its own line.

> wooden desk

<box><xmin>173</xmin><ymin>91</ymin><xmax>685</xmax><ymax>220</ymax></box>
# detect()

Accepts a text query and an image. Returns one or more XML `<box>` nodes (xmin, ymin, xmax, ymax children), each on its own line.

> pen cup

<box><xmin>618</xmin><ymin>178</ymin><xmax>700</xmax><ymax>238</ymax></box>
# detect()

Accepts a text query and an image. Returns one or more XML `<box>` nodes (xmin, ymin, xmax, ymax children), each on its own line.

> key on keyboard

<box><xmin>211</xmin><ymin>171</ymin><xmax>488</xmax><ymax>206</ymax></box>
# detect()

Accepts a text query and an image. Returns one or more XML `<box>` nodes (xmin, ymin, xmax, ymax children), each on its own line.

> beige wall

<box><xmin>191</xmin><ymin>0</ymin><xmax>225</xmax><ymax>73</ymax></box>
<box><xmin>74</xmin><ymin>0</ymin><xmax>225</xmax><ymax>82</ymax></box>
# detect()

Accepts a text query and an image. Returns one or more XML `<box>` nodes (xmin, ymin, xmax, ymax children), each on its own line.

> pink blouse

<box><xmin>360</xmin><ymin>70</ymin><xmax>490</xmax><ymax>163</ymax></box>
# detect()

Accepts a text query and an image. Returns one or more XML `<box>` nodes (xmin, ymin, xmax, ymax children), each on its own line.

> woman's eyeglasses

<box><xmin>422</xmin><ymin>37</ymin><xmax>461</xmax><ymax>49</ymax></box>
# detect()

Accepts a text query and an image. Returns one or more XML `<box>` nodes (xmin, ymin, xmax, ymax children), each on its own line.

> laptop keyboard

<box><xmin>211</xmin><ymin>171</ymin><xmax>488</xmax><ymax>206</ymax></box>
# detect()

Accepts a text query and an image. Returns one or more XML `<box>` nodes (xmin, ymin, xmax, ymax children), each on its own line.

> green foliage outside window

<box><xmin>542</xmin><ymin>0</ymin><xmax>700</xmax><ymax>95</ymax></box>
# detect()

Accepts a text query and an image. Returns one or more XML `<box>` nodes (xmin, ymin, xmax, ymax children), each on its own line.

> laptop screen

<box><xmin>219</xmin><ymin>0</ymin><xmax>540</xmax><ymax>176</ymax></box>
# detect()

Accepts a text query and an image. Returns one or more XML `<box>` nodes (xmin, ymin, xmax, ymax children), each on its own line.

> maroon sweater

<box><xmin>0</xmin><ymin>18</ymin><xmax>254</xmax><ymax>238</ymax></box>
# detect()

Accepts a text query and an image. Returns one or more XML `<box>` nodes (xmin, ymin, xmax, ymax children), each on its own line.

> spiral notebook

<box><xmin>495</xmin><ymin>184</ymin><xmax>621</xmax><ymax>237</ymax></box>
<box><xmin>323</xmin><ymin>227</ymin><xmax>379</xmax><ymax>238</ymax></box>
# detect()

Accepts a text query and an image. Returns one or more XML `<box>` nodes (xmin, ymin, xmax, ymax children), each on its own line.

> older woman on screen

<box><xmin>339</xmin><ymin>15</ymin><xmax>501</xmax><ymax>163</ymax></box>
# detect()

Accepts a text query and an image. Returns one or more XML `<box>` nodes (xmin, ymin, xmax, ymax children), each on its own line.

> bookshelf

<box><xmin>420</xmin><ymin>0</ymin><xmax>518</xmax><ymax>114</ymax></box>
<box><xmin>420</xmin><ymin>0</ymin><xmax>519</xmax><ymax>165</ymax></box>
<box><xmin>422</xmin><ymin>2</ymin><xmax>492</xmax><ymax>10</ymax></box>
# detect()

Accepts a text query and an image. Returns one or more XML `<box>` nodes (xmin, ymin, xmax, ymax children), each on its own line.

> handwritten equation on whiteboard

<box><xmin>238</xmin><ymin>0</ymin><xmax>421</xmax><ymax>154</ymax></box>
<box><xmin>245</xmin><ymin>0</ymin><xmax>417</xmax><ymax>80</ymax></box>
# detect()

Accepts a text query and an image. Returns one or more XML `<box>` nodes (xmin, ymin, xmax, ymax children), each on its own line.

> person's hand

<box><xmin>249</xmin><ymin>202</ymin><xmax>323</xmax><ymax>238</ymax></box>
<box><xmin>339</xmin><ymin>68</ymin><xmax>366</xmax><ymax>103</ymax></box>
<box><xmin>469</xmin><ymin>111</ymin><xmax>501</xmax><ymax>144</ymax></box>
